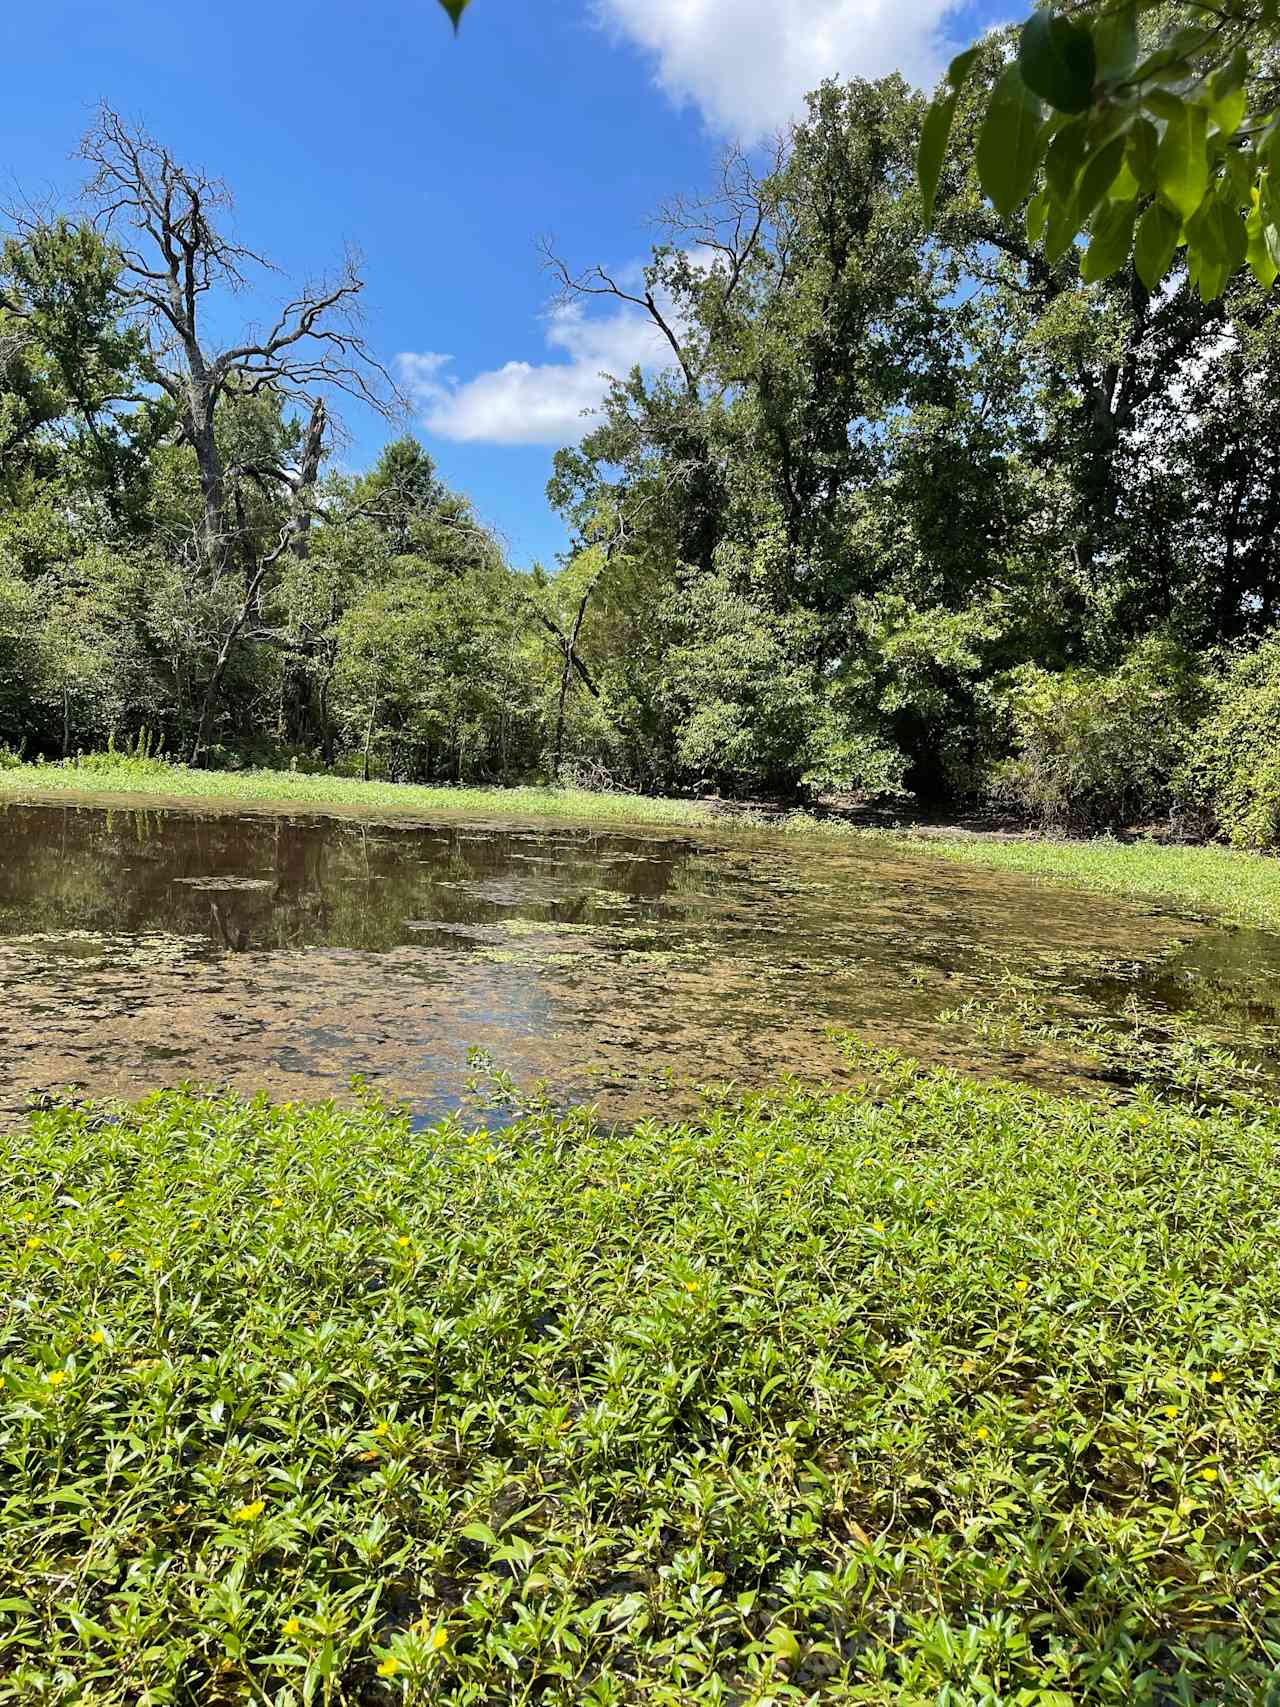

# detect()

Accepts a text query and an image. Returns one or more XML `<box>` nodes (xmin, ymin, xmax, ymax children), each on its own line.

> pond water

<box><xmin>1</xmin><ymin>799</ymin><xmax>1277</xmax><ymax>1126</ymax></box>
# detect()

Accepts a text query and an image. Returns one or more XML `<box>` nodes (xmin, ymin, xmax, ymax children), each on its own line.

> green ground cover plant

<box><xmin>3</xmin><ymin>1051</ymin><xmax>1279</xmax><ymax>1704</ymax></box>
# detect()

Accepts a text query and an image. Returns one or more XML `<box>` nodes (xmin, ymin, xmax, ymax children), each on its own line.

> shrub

<box><xmin>989</xmin><ymin>637</ymin><xmax>1203</xmax><ymax>834</ymax></box>
<box><xmin>1181</xmin><ymin>629</ymin><xmax>1280</xmax><ymax>848</ymax></box>
<box><xmin>3</xmin><ymin>1058</ymin><xmax>1280</xmax><ymax>1703</ymax></box>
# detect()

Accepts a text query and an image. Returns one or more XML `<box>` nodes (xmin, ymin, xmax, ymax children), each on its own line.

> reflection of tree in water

<box><xmin>0</xmin><ymin>804</ymin><xmax>701</xmax><ymax>957</ymax></box>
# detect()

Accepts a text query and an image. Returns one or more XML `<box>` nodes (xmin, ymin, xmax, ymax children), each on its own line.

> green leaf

<box><xmin>1246</xmin><ymin>189</ymin><xmax>1280</xmax><ymax>287</ymax></box>
<box><xmin>437</xmin><ymin>0</ymin><xmax>469</xmax><ymax>25</ymax></box>
<box><xmin>1076</xmin><ymin>135</ymin><xmax>1127</xmax><ymax>223</ymax></box>
<box><xmin>1026</xmin><ymin>187</ymin><xmax>1050</xmax><ymax>246</ymax></box>
<box><xmin>919</xmin><ymin>96</ymin><xmax>959</xmax><ymax>228</ymax></box>
<box><xmin>1134</xmin><ymin>200</ymin><xmax>1182</xmax><ymax>290</ymax></box>
<box><xmin>1081</xmin><ymin>198</ymin><xmax>1138</xmax><ymax>281</ymax></box>
<box><xmin>1093</xmin><ymin>3</ymin><xmax>1137</xmax><ymax>83</ymax></box>
<box><xmin>1126</xmin><ymin>117</ymin><xmax>1159</xmax><ymax>192</ymax></box>
<box><xmin>1019</xmin><ymin>12</ymin><xmax>1096</xmax><ymax>114</ymax></box>
<box><xmin>1045</xmin><ymin>116</ymin><xmax>1089</xmax><ymax>200</ymax></box>
<box><xmin>1154</xmin><ymin>99</ymin><xmax>1209</xmax><ymax>220</ymax></box>
<box><xmin>917</xmin><ymin>48</ymin><xmax>981</xmax><ymax>228</ymax></box>
<box><xmin>1045</xmin><ymin>193</ymin><xmax>1083</xmax><ymax>263</ymax></box>
<box><xmin>977</xmin><ymin>67</ymin><xmax>1047</xmax><ymax>218</ymax></box>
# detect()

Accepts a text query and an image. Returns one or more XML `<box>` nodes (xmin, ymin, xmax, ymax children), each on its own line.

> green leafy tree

<box><xmin>922</xmin><ymin>0</ymin><xmax>1280</xmax><ymax>299</ymax></box>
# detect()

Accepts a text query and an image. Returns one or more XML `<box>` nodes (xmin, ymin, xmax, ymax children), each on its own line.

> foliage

<box><xmin>988</xmin><ymin>637</ymin><xmax>1204</xmax><ymax>832</ymax></box>
<box><xmin>921</xmin><ymin>1</ymin><xmax>1280</xmax><ymax>299</ymax></box>
<box><xmin>3</xmin><ymin>1056</ymin><xmax>1280</xmax><ymax>1702</ymax></box>
<box><xmin>1181</xmin><ymin>627</ymin><xmax>1280</xmax><ymax>846</ymax></box>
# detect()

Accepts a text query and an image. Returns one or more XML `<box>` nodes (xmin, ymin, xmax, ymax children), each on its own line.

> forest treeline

<box><xmin>3</xmin><ymin>70</ymin><xmax>1280</xmax><ymax>840</ymax></box>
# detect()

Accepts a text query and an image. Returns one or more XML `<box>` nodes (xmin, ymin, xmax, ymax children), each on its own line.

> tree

<box><xmin>921</xmin><ymin>0</ymin><xmax>1280</xmax><ymax>300</ymax></box>
<box><xmin>67</xmin><ymin>106</ymin><xmax>396</xmax><ymax>759</ymax></box>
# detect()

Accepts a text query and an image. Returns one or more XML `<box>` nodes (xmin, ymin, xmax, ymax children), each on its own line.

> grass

<box><xmin>0</xmin><ymin>756</ymin><xmax>727</xmax><ymax>832</ymax></box>
<box><xmin>918</xmin><ymin>835</ymin><xmax>1280</xmax><ymax>935</ymax></box>
<box><xmin>4</xmin><ymin>1048</ymin><xmax>1280</xmax><ymax>1704</ymax></box>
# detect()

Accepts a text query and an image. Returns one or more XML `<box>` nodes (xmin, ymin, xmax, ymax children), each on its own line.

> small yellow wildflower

<box><xmin>1208</xmin><ymin>1370</ymin><xmax>1224</xmax><ymax>1385</ymax></box>
<box><xmin>396</xmin><ymin>1236</ymin><xmax>411</xmax><ymax>1248</ymax></box>
<box><xmin>270</xmin><ymin>1197</ymin><xmax>285</xmax><ymax>1209</ymax></box>
<box><xmin>872</xmin><ymin>1219</ymin><xmax>885</xmax><ymax>1234</ymax></box>
<box><xmin>782</xmin><ymin>1187</ymin><xmax>793</xmax><ymax>1198</ymax></box>
<box><xmin>1200</xmin><ymin>1466</ymin><xmax>1219</xmax><ymax>1482</ymax></box>
<box><xmin>974</xmin><ymin>1425</ymin><xmax>990</xmax><ymax>1441</ymax></box>
<box><xmin>1163</xmin><ymin>1405</ymin><xmax>1178</xmax><ymax>1419</ymax></box>
<box><xmin>89</xmin><ymin>1330</ymin><xmax>106</xmax><ymax>1346</ymax></box>
<box><xmin>684</xmin><ymin>1280</ymin><xmax>697</xmax><ymax>1292</ymax></box>
<box><xmin>376</xmin><ymin>1657</ymin><xmax>401</xmax><ymax>1678</ymax></box>
<box><xmin>485</xmin><ymin>1151</ymin><xmax>497</xmax><ymax>1164</ymax></box>
<box><xmin>20</xmin><ymin>1212</ymin><xmax>34</xmax><ymax>1224</ymax></box>
<box><xmin>373</xmin><ymin>1421</ymin><xmax>390</xmax><ymax>1437</ymax></box>
<box><xmin>107</xmin><ymin>1250</ymin><xmax>124</xmax><ymax>1264</ymax></box>
<box><xmin>45</xmin><ymin>1370</ymin><xmax>66</xmax><ymax>1387</ymax></box>
<box><xmin>24</xmin><ymin>1236</ymin><xmax>42</xmax><ymax>1251</ymax></box>
<box><xmin>1014</xmin><ymin>1277</ymin><xmax>1030</xmax><ymax>1294</ymax></box>
<box><xmin>430</xmin><ymin>1628</ymin><xmax>448</xmax><ymax>1652</ymax></box>
<box><xmin>232</xmin><ymin>1499</ymin><xmax>265</xmax><ymax>1522</ymax></box>
<box><xmin>283</xmin><ymin>1617</ymin><xmax>301</xmax><ymax>1637</ymax></box>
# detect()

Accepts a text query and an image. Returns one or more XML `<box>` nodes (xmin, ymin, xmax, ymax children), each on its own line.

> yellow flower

<box><xmin>107</xmin><ymin>1250</ymin><xmax>124</xmax><ymax>1264</ymax></box>
<box><xmin>1163</xmin><ymin>1405</ymin><xmax>1178</xmax><ymax>1419</ymax></box>
<box><xmin>684</xmin><ymin>1280</ymin><xmax>697</xmax><ymax>1292</ymax></box>
<box><xmin>872</xmin><ymin>1219</ymin><xmax>885</xmax><ymax>1234</ymax></box>
<box><xmin>374</xmin><ymin>1421</ymin><xmax>390</xmax><ymax>1437</ymax></box>
<box><xmin>1014</xmin><ymin>1277</ymin><xmax>1030</xmax><ymax>1293</ymax></box>
<box><xmin>270</xmin><ymin>1197</ymin><xmax>285</xmax><ymax>1209</ymax></box>
<box><xmin>396</xmin><ymin>1236</ymin><xmax>411</xmax><ymax>1249</ymax></box>
<box><xmin>430</xmin><ymin>1628</ymin><xmax>448</xmax><ymax>1652</ymax></box>
<box><xmin>89</xmin><ymin>1330</ymin><xmax>106</xmax><ymax>1346</ymax></box>
<box><xmin>1200</xmin><ymin>1466</ymin><xmax>1218</xmax><ymax>1482</ymax></box>
<box><xmin>782</xmin><ymin>1187</ymin><xmax>793</xmax><ymax>1198</ymax></box>
<box><xmin>232</xmin><ymin>1499</ymin><xmax>265</xmax><ymax>1522</ymax></box>
<box><xmin>45</xmin><ymin>1370</ymin><xmax>66</xmax><ymax>1387</ymax></box>
<box><xmin>1208</xmin><ymin>1370</ymin><xmax>1224</xmax><ymax>1384</ymax></box>
<box><xmin>376</xmin><ymin>1657</ymin><xmax>401</xmax><ymax>1678</ymax></box>
<box><xmin>283</xmin><ymin>1617</ymin><xmax>301</xmax><ymax>1637</ymax></box>
<box><xmin>485</xmin><ymin>1151</ymin><xmax>497</xmax><ymax>1164</ymax></box>
<box><xmin>974</xmin><ymin>1425</ymin><xmax>990</xmax><ymax>1441</ymax></box>
<box><xmin>24</xmin><ymin>1236</ymin><xmax>42</xmax><ymax>1251</ymax></box>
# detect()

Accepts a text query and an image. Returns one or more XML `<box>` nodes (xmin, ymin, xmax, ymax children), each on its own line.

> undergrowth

<box><xmin>3</xmin><ymin>1051</ymin><xmax>1280</xmax><ymax>1703</ymax></box>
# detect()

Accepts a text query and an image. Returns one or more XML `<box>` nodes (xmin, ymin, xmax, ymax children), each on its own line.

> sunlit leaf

<box><xmin>1093</xmin><ymin>3</ymin><xmax>1138</xmax><ymax>82</ymax></box>
<box><xmin>1076</xmin><ymin>135</ymin><xmax>1127</xmax><ymax>223</ymax></box>
<box><xmin>1154</xmin><ymin>99</ymin><xmax>1210</xmax><ymax>220</ymax></box>
<box><xmin>1019</xmin><ymin>12</ymin><xmax>1096</xmax><ymax>113</ymax></box>
<box><xmin>917</xmin><ymin>48</ymin><xmax>980</xmax><ymax>227</ymax></box>
<box><xmin>977</xmin><ymin>66</ymin><xmax>1046</xmax><ymax>218</ymax></box>
<box><xmin>1026</xmin><ymin>186</ymin><xmax>1050</xmax><ymax>246</ymax></box>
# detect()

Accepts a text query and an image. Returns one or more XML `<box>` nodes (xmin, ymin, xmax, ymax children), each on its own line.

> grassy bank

<box><xmin>4</xmin><ymin>1052</ymin><xmax>1279</xmax><ymax>1704</ymax></box>
<box><xmin>920</xmin><ymin>833</ymin><xmax>1280</xmax><ymax>935</ymax></box>
<box><xmin>0</xmin><ymin>756</ymin><xmax>725</xmax><ymax>831</ymax></box>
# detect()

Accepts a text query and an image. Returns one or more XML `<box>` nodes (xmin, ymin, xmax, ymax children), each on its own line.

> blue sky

<box><xmin>2</xmin><ymin>0</ymin><xmax>993</xmax><ymax>568</ymax></box>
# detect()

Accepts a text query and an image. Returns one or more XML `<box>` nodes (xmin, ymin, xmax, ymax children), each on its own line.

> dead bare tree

<box><xmin>73</xmin><ymin>105</ymin><xmax>400</xmax><ymax>760</ymax></box>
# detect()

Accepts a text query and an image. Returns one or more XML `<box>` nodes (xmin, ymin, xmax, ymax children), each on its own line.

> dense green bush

<box><xmin>989</xmin><ymin>638</ymin><xmax>1204</xmax><ymax>833</ymax></box>
<box><xmin>1181</xmin><ymin>631</ymin><xmax>1280</xmax><ymax>848</ymax></box>
<box><xmin>3</xmin><ymin>1054</ymin><xmax>1279</xmax><ymax>1703</ymax></box>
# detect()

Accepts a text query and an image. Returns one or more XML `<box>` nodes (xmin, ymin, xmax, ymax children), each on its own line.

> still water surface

<box><xmin>1</xmin><ymin>800</ymin><xmax>1276</xmax><ymax>1125</ymax></box>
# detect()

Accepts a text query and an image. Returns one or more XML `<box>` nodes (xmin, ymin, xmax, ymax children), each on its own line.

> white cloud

<box><xmin>399</xmin><ymin>298</ymin><xmax>673</xmax><ymax>447</ymax></box>
<box><xmin>596</xmin><ymin>0</ymin><xmax>960</xmax><ymax>138</ymax></box>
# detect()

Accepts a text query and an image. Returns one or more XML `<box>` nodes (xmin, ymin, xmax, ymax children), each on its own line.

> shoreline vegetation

<box><xmin>4</xmin><ymin>755</ymin><xmax>1280</xmax><ymax>934</ymax></box>
<box><xmin>4</xmin><ymin>1052</ymin><xmax>1278</xmax><ymax>1702</ymax></box>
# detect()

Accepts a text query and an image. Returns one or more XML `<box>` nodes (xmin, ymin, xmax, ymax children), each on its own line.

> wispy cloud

<box><xmin>400</xmin><ymin>297</ymin><xmax>672</xmax><ymax>447</ymax></box>
<box><xmin>596</xmin><ymin>0</ymin><xmax>960</xmax><ymax>138</ymax></box>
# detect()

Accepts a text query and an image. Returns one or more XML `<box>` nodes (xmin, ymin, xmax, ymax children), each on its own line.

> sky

<box><xmin>1</xmin><ymin>0</ymin><xmax>997</xmax><ymax>569</ymax></box>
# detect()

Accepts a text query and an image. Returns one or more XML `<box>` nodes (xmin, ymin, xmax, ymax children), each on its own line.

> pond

<box><xmin>1</xmin><ymin>799</ymin><xmax>1277</xmax><ymax>1126</ymax></box>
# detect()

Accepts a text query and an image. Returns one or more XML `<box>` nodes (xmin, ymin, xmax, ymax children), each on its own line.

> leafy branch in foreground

<box><xmin>921</xmin><ymin>0</ymin><xmax>1280</xmax><ymax>298</ymax></box>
